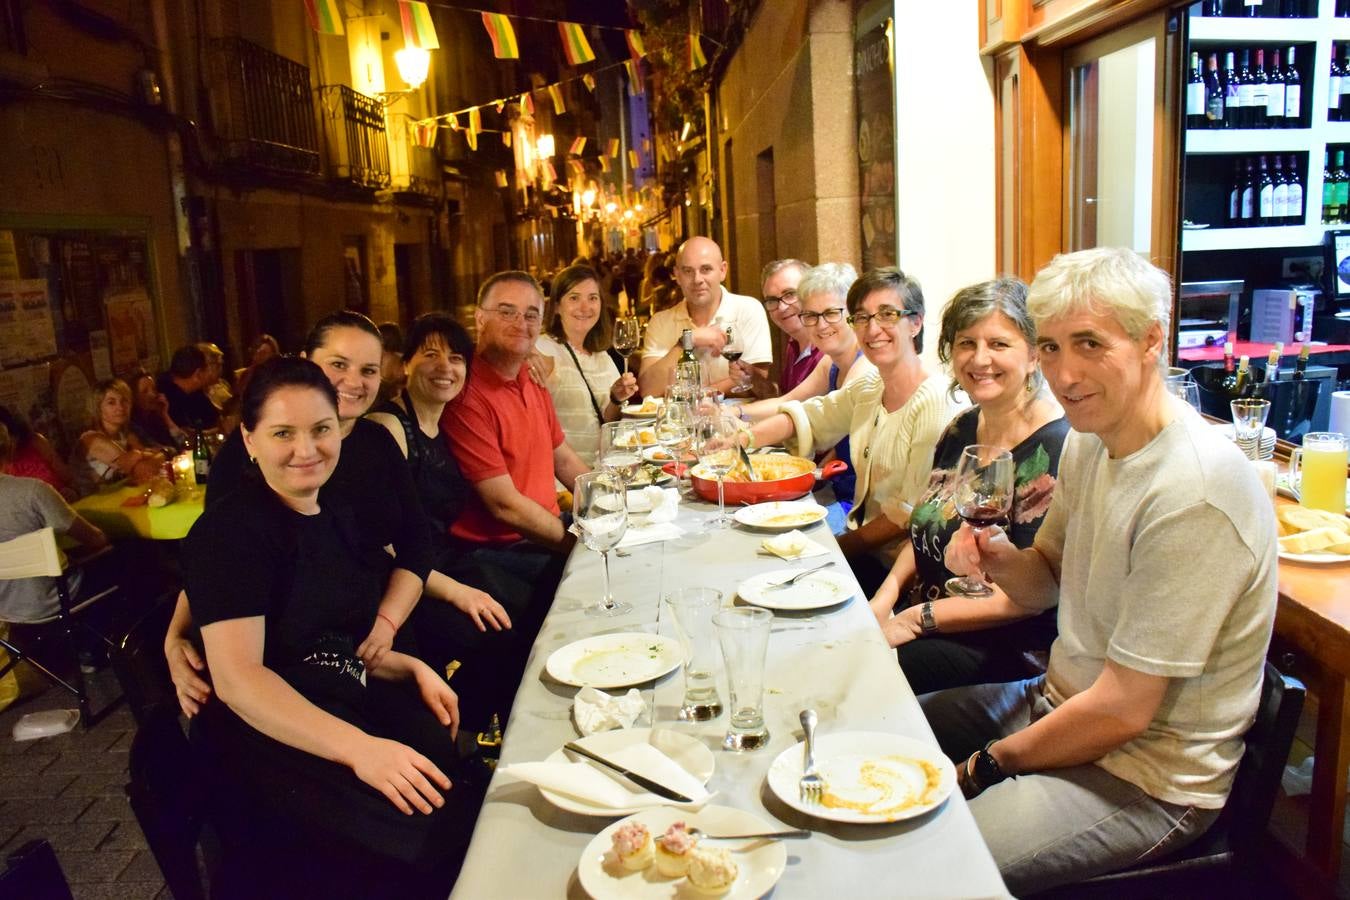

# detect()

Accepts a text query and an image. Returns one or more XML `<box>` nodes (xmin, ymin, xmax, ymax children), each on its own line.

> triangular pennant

<box><xmin>410</xmin><ymin>121</ymin><xmax>437</xmax><ymax>148</ymax></box>
<box><xmin>447</xmin><ymin>112</ymin><xmax>459</xmax><ymax>130</ymax></box>
<box><xmin>582</xmin><ymin>73</ymin><xmax>596</xmax><ymax>92</ymax></box>
<box><xmin>481</xmin><ymin>12</ymin><xmax>519</xmax><ymax>59</ymax></box>
<box><xmin>494</xmin><ymin>170</ymin><xmax>508</xmax><ymax>188</ymax></box>
<box><xmin>398</xmin><ymin>1</ymin><xmax>438</xmax><ymax>50</ymax></box>
<box><xmin>468</xmin><ymin>107</ymin><xmax>482</xmax><ymax>135</ymax></box>
<box><xmin>548</xmin><ymin>83</ymin><xmax>566</xmax><ymax>115</ymax></box>
<box><xmin>303</xmin><ymin>0</ymin><xmax>344</xmax><ymax>35</ymax></box>
<box><xmin>625</xmin><ymin>30</ymin><xmax>645</xmax><ymax>62</ymax></box>
<box><xmin>465</xmin><ymin>128</ymin><xmax>478</xmax><ymax>150</ymax></box>
<box><xmin>624</xmin><ymin>59</ymin><xmax>643</xmax><ymax>93</ymax></box>
<box><xmin>628</xmin><ymin>149</ymin><xmax>639</xmax><ymax>169</ymax></box>
<box><xmin>557</xmin><ymin>22</ymin><xmax>596</xmax><ymax>66</ymax></box>
<box><xmin>519</xmin><ymin>93</ymin><xmax>534</xmax><ymax>116</ymax></box>
<box><xmin>494</xmin><ymin>99</ymin><xmax>505</xmax><ymax>113</ymax></box>
<box><xmin>606</xmin><ymin>138</ymin><xmax>620</xmax><ymax>158</ymax></box>
<box><xmin>569</xmin><ymin>136</ymin><xmax>586</xmax><ymax>155</ymax></box>
<box><xmin>599</xmin><ymin>156</ymin><xmax>611</xmax><ymax>172</ymax></box>
<box><xmin>688</xmin><ymin>33</ymin><xmax>707</xmax><ymax>70</ymax></box>
<box><xmin>568</xmin><ymin>159</ymin><xmax>585</xmax><ymax>176</ymax></box>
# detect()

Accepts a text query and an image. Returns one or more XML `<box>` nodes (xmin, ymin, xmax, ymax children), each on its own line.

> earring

<box><xmin>248</xmin><ymin>456</ymin><xmax>257</xmax><ymax>464</ymax></box>
<box><xmin>1026</xmin><ymin>375</ymin><xmax>1036</xmax><ymax>394</ymax></box>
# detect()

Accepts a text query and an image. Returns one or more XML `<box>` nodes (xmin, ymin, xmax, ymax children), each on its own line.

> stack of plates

<box><xmin>1212</xmin><ymin>423</ymin><xmax>1277</xmax><ymax>459</ymax></box>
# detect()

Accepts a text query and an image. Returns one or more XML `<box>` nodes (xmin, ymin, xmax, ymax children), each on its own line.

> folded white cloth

<box><xmin>619</xmin><ymin>522</ymin><xmax>684</xmax><ymax>548</ymax></box>
<box><xmin>573</xmin><ymin>686</ymin><xmax>646</xmax><ymax>735</ymax></box>
<box><xmin>641</xmin><ymin>486</ymin><xmax>680</xmax><ymax>523</ymax></box>
<box><xmin>761</xmin><ymin>529</ymin><xmax>831</xmax><ymax>560</ymax></box>
<box><xmin>501</xmin><ymin>742</ymin><xmax>712</xmax><ymax>810</ymax></box>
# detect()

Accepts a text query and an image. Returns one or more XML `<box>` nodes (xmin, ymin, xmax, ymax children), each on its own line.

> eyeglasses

<box><xmin>847</xmin><ymin>306</ymin><xmax>916</xmax><ymax>329</ymax></box>
<box><xmin>482</xmin><ymin>304</ymin><xmax>542</xmax><ymax>325</ymax></box>
<box><xmin>800</xmin><ymin>307</ymin><xmax>846</xmax><ymax>327</ymax></box>
<box><xmin>762</xmin><ymin>289</ymin><xmax>798</xmax><ymax>311</ymax></box>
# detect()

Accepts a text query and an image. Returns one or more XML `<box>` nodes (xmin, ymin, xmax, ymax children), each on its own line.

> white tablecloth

<box><xmin>451</xmin><ymin>497</ymin><xmax>1008</xmax><ymax>899</ymax></box>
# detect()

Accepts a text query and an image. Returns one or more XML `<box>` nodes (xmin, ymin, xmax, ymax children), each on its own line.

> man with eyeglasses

<box><xmin>442</xmin><ymin>271</ymin><xmax>590</xmax><ymax>618</ymax></box>
<box><xmin>637</xmin><ymin>237</ymin><xmax>773</xmax><ymax>397</ymax></box>
<box><xmin>760</xmin><ymin>259</ymin><xmax>822</xmax><ymax>395</ymax></box>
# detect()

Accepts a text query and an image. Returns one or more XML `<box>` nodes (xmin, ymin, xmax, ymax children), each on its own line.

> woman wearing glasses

<box><xmin>734</xmin><ymin>267</ymin><xmax>965</xmax><ymax>593</ymax></box>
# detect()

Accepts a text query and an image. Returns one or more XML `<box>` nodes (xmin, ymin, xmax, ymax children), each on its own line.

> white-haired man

<box><xmin>924</xmin><ymin>247</ymin><xmax>1277</xmax><ymax>894</ymax></box>
<box><xmin>760</xmin><ymin>258</ymin><xmax>821</xmax><ymax>395</ymax></box>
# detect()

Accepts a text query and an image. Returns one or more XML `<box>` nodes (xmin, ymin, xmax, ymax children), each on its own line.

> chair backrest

<box><xmin>0</xmin><ymin>528</ymin><xmax>62</xmax><ymax>581</ymax></box>
<box><xmin>1221</xmin><ymin>660</ymin><xmax>1306</xmax><ymax>851</ymax></box>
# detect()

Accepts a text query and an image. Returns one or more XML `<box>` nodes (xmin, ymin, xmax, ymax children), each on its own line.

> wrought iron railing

<box><xmin>208</xmin><ymin>37</ymin><xmax>320</xmax><ymax>176</ymax></box>
<box><xmin>319</xmin><ymin>85</ymin><xmax>391</xmax><ymax>189</ymax></box>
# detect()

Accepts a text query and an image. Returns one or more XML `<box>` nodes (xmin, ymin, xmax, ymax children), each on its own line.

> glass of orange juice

<box><xmin>1291</xmin><ymin>432</ymin><xmax>1348</xmax><ymax>515</ymax></box>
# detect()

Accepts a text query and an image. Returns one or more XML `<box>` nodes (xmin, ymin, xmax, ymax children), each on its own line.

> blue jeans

<box><xmin>920</xmin><ymin>677</ymin><xmax>1218</xmax><ymax>895</ymax></box>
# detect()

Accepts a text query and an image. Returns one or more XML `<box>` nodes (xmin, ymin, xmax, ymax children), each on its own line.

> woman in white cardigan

<box><xmin>733</xmin><ymin>267</ymin><xmax>965</xmax><ymax>592</ymax></box>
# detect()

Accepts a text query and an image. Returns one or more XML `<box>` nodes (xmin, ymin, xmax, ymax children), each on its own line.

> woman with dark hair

<box><xmin>730</xmin><ymin>268</ymin><xmax>966</xmax><ymax>594</ymax></box>
<box><xmin>0</xmin><ymin>405</ymin><xmax>76</xmax><ymax>500</ymax></box>
<box><xmin>232</xmin><ymin>333</ymin><xmax>280</xmax><ymax>404</ymax></box>
<box><xmin>869</xmin><ymin>278</ymin><xmax>1067</xmax><ymax>694</ymax></box>
<box><xmin>167</xmin><ymin>310</ymin><xmax>435</xmax><ymax>716</ymax></box>
<box><xmin>127</xmin><ymin>368</ymin><xmax>184</xmax><ymax>450</ymax></box>
<box><xmin>184</xmin><ymin>356</ymin><xmax>480</xmax><ymax>898</ymax></box>
<box><xmin>532</xmin><ymin>265</ymin><xmax>639</xmax><ymax>467</ymax></box>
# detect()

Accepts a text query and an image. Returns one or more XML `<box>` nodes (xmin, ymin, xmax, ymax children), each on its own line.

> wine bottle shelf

<box><xmin>1182</xmin><ymin>223</ymin><xmax>1336</xmax><ymax>250</ymax></box>
<box><xmin>1185</xmin><ymin>129</ymin><xmax>1315</xmax><ymax>153</ymax></box>
<box><xmin>1190</xmin><ymin>17</ymin><xmax>1350</xmax><ymax>42</ymax></box>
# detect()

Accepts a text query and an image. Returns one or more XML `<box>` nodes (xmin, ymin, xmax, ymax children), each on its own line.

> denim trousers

<box><xmin>919</xmin><ymin>677</ymin><xmax>1218</xmax><ymax>895</ymax></box>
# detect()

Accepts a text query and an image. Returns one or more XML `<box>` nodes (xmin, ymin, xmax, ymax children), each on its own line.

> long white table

<box><xmin>451</xmin><ymin>496</ymin><xmax>1008</xmax><ymax>899</ymax></box>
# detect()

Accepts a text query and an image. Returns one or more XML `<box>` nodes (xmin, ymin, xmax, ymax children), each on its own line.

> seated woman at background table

<box><xmin>0</xmin><ymin>405</ymin><xmax>76</xmax><ymax>501</ymax></box>
<box><xmin>730</xmin><ymin>267</ymin><xmax>965</xmax><ymax>594</ymax></box>
<box><xmin>127</xmin><ymin>368</ymin><xmax>185</xmax><ymax>451</ymax></box>
<box><xmin>167</xmin><ymin>311</ymin><xmax>435</xmax><ymax>717</ymax></box>
<box><xmin>73</xmin><ymin>378</ymin><xmax>165</xmax><ymax>494</ymax></box>
<box><xmin>531</xmin><ymin>264</ymin><xmax>639</xmax><ymax>468</ymax></box>
<box><xmin>182</xmin><ymin>357</ymin><xmax>482</xmax><ymax>898</ymax></box>
<box><xmin>868</xmin><ymin>278</ymin><xmax>1067</xmax><ymax>694</ymax></box>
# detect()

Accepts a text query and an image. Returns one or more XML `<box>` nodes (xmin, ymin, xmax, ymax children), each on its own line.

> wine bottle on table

<box><xmin>1206</xmin><ymin>53</ymin><xmax>1226</xmax><ymax>128</ymax></box>
<box><xmin>1285</xmin><ymin>154</ymin><xmax>1304</xmax><ymax>225</ymax></box>
<box><xmin>1187</xmin><ymin>52</ymin><xmax>1206</xmax><ymax>129</ymax></box>
<box><xmin>676</xmin><ymin>328</ymin><xmax>701</xmax><ymax>390</ymax></box>
<box><xmin>1250</xmin><ymin>49</ymin><xmax>1269</xmax><ymax>129</ymax></box>
<box><xmin>1267</xmin><ymin>49</ymin><xmax>1286</xmax><ymax>128</ymax></box>
<box><xmin>1284</xmin><ymin>46</ymin><xmax>1302</xmax><ymax>126</ymax></box>
<box><xmin>1341</xmin><ymin>44</ymin><xmax>1350</xmax><ymax>120</ymax></box>
<box><xmin>1224</xmin><ymin>52</ymin><xmax>1243</xmax><ymax>129</ymax></box>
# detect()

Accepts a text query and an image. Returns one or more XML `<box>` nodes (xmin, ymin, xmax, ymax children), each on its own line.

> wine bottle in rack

<box><xmin>1325</xmin><ymin>151</ymin><xmax>1339</xmax><ymax>225</ymax></box>
<box><xmin>1188</xmin><ymin>52</ymin><xmax>1206</xmax><ymax>129</ymax></box>
<box><xmin>1341</xmin><ymin>45</ymin><xmax>1350</xmax><ymax>120</ymax></box>
<box><xmin>1336</xmin><ymin>151</ymin><xmax>1349</xmax><ymax>224</ymax></box>
<box><xmin>1258</xmin><ymin>156</ymin><xmax>1275</xmax><ymax>225</ymax></box>
<box><xmin>1266</xmin><ymin>49</ymin><xmax>1286</xmax><ymax>128</ymax></box>
<box><xmin>1241</xmin><ymin>158</ymin><xmax>1258</xmax><ymax>225</ymax></box>
<box><xmin>1286</xmin><ymin>154</ymin><xmax>1304</xmax><ymax>226</ymax></box>
<box><xmin>1237</xmin><ymin>50</ymin><xmax>1256</xmax><ymax>127</ymax></box>
<box><xmin>1331</xmin><ymin>44</ymin><xmax>1344</xmax><ymax>124</ymax></box>
<box><xmin>1284</xmin><ymin>46</ymin><xmax>1301</xmax><ymax>126</ymax></box>
<box><xmin>1224</xmin><ymin>52</ymin><xmax>1242</xmax><ymax>128</ymax></box>
<box><xmin>1229</xmin><ymin>159</ymin><xmax>1244</xmax><ymax>224</ymax></box>
<box><xmin>1206</xmin><ymin>53</ymin><xmax>1226</xmax><ymax>128</ymax></box>
<box><xmin>1272</xmin><ymin>155</ymin><xmax>1289</xmax><ymax>224</ymax></box>
<box><xmin>1250</xmin><ymin>49</ymin><xmax>1270</xmax><ymax>129</ymax></box>
<box><xmin>1242</xmin><ymin>0</ymin><xmax>1264</xmax><ymax>16</ymax></box>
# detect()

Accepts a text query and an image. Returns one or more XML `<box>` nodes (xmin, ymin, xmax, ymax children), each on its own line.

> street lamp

<box><xmin>394</xmin><ymin>47</ymin><xmax>430</xmax><ymax>90</ymax></box>
<box><xmin>537</xmin><ymin>134</ymin><xmax>556</xmax><ymax>159</ymax></box>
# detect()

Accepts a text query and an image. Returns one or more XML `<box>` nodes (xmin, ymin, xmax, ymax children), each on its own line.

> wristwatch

<box><xmin>972</xmin><ymin>740</ymin><xmax>1009</xmax><ymax>789</ymax></box>
<box><xmin>919</xmin><ymin>601</ymin><xmax>938</xmax><ymax>636</ymax></box>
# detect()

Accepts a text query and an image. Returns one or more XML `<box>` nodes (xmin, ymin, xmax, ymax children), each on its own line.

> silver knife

<box><xmin>563</xmin><ymin>742</ymin><xmax>694</xmax><ymax>803</ymax></box>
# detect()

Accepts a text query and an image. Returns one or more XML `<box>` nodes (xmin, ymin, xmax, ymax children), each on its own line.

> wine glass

<box><xmin>573</xmin><ymin>472</ymin><xmax>632</xmax><ymax>617</ymax></box>
<box><xmin>655</xmin><ymin>389</ymin><xmax>695</xmax><ymax>479</ymax></box>
<box><xmin>613</xmin><ymin>317</ymin><xmax>641</xmax><ymax>376</ymax></box>
<box><xmin>944</xmin><ymin>444</ymin><xmax>1016</xmax><ymax>598</ymax></box>
<box><xmin>599</xmin><ymin>421</ymin><xmax>642</xmax><ymax>488</ymax></box>
<box><xmin>721</xmin><ymin>329</ymin><xmax>749</xmax><ymax>395</ymax></box>
<box><xmin>695</xmin><ymin>413</ymin><xmax>741</xmax><ymax>529</ymax></box>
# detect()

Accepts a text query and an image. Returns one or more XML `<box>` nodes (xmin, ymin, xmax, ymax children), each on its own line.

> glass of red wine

<box><xmin>944</xmin><ymin>444</ymin><xmax>1015</xmax><ymax>598</ymax></box>
<box><xmin>722</xmin><ymin>328</ymin><xmax>750</xmax><ymax>394</ymax></box>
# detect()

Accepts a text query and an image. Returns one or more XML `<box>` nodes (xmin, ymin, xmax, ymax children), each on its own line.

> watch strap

<box><xmin>919</xmin><ymin>601</ymin><xmax>938</xmax><ymax>635</ymax></box>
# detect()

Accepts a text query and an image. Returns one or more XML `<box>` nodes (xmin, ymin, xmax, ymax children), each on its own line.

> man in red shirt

<box><xmin>760</xmin><ymin>259</ymin><xmax>821</xmax><ymax>395</ymax></box>
<box><xmin>442</xmin><ymin>271</ymin><xmax>589</xmax><ymax>618</ymax></box>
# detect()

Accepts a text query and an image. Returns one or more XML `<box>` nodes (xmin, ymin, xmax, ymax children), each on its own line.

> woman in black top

<box><xmin>168</xmin><ymin>311</ymin><xmax>433</xmax><ymax>716</ymax></box>
<box><xmin>869</xmin><ymin>279</ymin><xmax>1068</xmax><ymax>694</ymax></box>
<box><xmin>184</xmin><ymin>358</ymin><xmax>480</xmax><ymax>897</ymax></box>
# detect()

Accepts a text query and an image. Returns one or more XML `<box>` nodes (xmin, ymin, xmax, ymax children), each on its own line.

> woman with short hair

<box><xmin>73</xmin><ymin>378</ymin><xmax>165</xmax><ymax>492</ymax></box>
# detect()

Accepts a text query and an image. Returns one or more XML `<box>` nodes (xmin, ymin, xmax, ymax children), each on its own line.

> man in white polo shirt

<box><xmin>638</xmin><ymin>237</ymin><xmax>773</xmax><ymax>396</ymax></box>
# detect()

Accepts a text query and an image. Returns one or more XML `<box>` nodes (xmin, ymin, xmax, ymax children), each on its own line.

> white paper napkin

<box><xmin>619</xmin><ymin>522</ymin><xmax>684</xmax><ymax>548</ymax></box>
<box><xmin>500</xmin><ymin>743</ymin><xmax>712</xmax><ymax>810</ymax></box>
<box><xmin>639</xmin><ymin>486</ymin><xmax>680</xmax><ymax>523</ymax></box>
<box><xmin>761</xmin><ymin>529</ymin><xmax>831</xmax><ymax>560</ymax></box>
<box><xmin>573</xmin><ymin>686</ymin><xmax>647</xmax><ymax>735</ymax></box>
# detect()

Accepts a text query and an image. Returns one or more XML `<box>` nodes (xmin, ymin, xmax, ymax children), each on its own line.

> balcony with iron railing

<box><xmin>207</xmin><ymin>37</ymin><xmax>320</xmax><ymax>177</ymax></box>
<box><xmin>319</xmin><ymin>85</ymin><xmax>391</xmax><ymax>190</ymax></box>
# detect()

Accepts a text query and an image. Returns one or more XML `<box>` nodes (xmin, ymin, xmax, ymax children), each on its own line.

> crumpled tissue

<box><xmin>573</xmin><ymin>686</ymin><xmax>648</xmax><ymax>736</ymax></box>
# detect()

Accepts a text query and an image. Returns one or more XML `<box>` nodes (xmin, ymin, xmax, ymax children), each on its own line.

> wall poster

<box><xmin>854</xmin><ymin>19</ymin><xmax>897</xmax><ymax>271</ymax></box>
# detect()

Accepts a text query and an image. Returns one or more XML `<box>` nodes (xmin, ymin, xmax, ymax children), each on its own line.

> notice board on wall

<box><xmin>0</xmin><ymin>226</ymin><xmax>161</xmax><ymax>454</ymax></box>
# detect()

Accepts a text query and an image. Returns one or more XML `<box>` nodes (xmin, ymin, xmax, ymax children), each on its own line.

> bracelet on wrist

<box><xmin>376</xmin><ymin>612</ymin><xmax>398</xmax><ymax>632</ymax></box>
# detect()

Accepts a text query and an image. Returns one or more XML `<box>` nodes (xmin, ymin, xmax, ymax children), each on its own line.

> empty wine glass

<box><xmin>696</xmin><ymin>413</ymin><xmax>740</xmax><ymax>529</ymax></box>
<box><xmin>573</xmin><ymin>472</ymin><xmax>632</xmax><ymax>617</ymax></box>
<box><xmin>944</xmin><ymin>444</ymin><xmax>1015</xmax><ymax>598</ymax></box>
<box><xmin>1231</xmin><ymin>398</ymin><xmax>1271</xmax><ymax>461</ymax></box>
<box><xmin>655</xmin><ymin>389</ymin><xmax>695</xmax><ymax>477</ymax></box>
<box><xmin>613</xmin><ymin>317</ymin><xmax>641</xmax><ymax>376</ymax></box>
<box><xmin>599</xmin><ymin>421</ymin><xmax>642</xmax><ymax>488</ymax></box>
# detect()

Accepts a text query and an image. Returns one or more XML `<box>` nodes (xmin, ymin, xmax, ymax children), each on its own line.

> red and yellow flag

<box><xmin>625</xmin><ymin>30</ymin><xmax>645</xmax><ymax>61</ymax></box>
<box><xmin>548</xmin><ymin>84</ymin><xmax>566</xmax><ymax>115</ymax></box>
<box><xmin>628</xmin><ymin>149</ymin><xmax>640</xmax><ymax>169</ymax></box>
<box><xmin>468</xmin><ymin>107</ymin><xmax>482</xmax><ymax>135</ymax></box>
<box><xmin>568</xmin><ymin>159</ymin><xmax>586</xmax><ymax>176</ymax></box>
<box><xmin>481</xmin><ymin>12</ymin><xmax>519</xmax><ymax>59</ymax></box>
<box><xmin>303</xmin><ymin>0</ymin><xmax>344</xmax><ymax>35</ymax></box>
<box><xmin>582</xmin><ymin>73</ymin><xmax>596</xmax><ymax>92</ymax></box>
<box><xmin>688</xmin><ymin>34</ymin><xmax>707</xmax><ymax>70</ymax></box>
<box><xmin>446</xmin><ymin>112</ymin><xmax>459</xmax><ymax>130</ymax></box>
<box><xmin>558</xmin><ymin>22</ymin><xmax>595</xmax><ymax>66</ymax></box>
<box><xmin>410</xmin><ymin>121</ymin><xmax>437</xmax><ymax>148</ymax></box>
<box><xmin>398</xmin><ymin>1</ymin><xmax>438</xmax><ymax>50</ymax></box>
<box><xmin>599</xmin><ymin>156</ymin><xmax>611</xmax><ymax>173</ymax></box>
<box><xmin>519</xmin><ymin>93</ymin><xmax>534</xmax><ymax>116</ymax></box>
<box><xmin>568</xmin><ymin>136</ymin><xmax>586</xmax><ymax>155</ymax></box>
<box><xmin>494</xmin><ymin>170</ymin><xmax>509</xmax><ymax>188</ymax></box>
<box><xmin>624</xmin><ymin>59</ymin><xmax>643</xmax><ymax>93</ymax></box>
<box><xmin>606</xmin><ymin>138</ymin><xmax>620</xmax><ymax>158</ymax></box>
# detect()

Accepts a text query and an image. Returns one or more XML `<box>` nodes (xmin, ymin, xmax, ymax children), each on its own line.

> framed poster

<box><xmin>854</xmin><ymin>17</ymin><xmax>896</xmax><ymax>270</ymax></box>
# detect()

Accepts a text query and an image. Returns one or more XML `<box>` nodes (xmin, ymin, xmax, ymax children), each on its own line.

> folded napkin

<box><xmin>761</xmin><ymin>529</ymin><xmax>831</xmax><ymax>560</ymax></box>
<box><xmin>574</xmin><ymin>686</ymin><xmax>647</xmax><ymax>735</ymax></box>
<box><xmin>640</xmin><ymin>486</ymin><xmax>680</xmax><ymax>523</ymax></box>
<box><xmin>501</xmin><ymin>743</ymin><xmax>711</xmax><ymax>810</ymax></box>
<box><xmin>619</xmin><ymin>522</ymin><xmax>684</xmax><ymax>548</ymax></box>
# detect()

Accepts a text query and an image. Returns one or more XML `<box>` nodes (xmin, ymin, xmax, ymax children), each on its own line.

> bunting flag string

<box><xmin>599</xmin><ymin>156</ymin><xmax>611</xmax><ymax>173</ymax></box>
<box><xmin>398</xmin><ymin>1</ymin><xmax>439</xmax><ymax>50</ymax></box>
<box><xmin>413</xmin><ymin>1</ymin><xmax>720</xmax><ymax>48</ymax></box>
<box><xmin>547</xmin><ymin>84</ymin><xmax>566</xmax><ymax>115</ymax></box>
<box><xmin>519</xmin><ymin>93</ymin><xmax>534</xmax><ymax>116</ymax></box>
<box><xmin>688</xmin><ymin>34</ymin><xmax>707</xmax><ymax>70</ymax></box>
<box><xmin>624</xmin><ymin>59</ymin><xmax>643</xmax><ymax>93</ymax></box>
<box><xmin>582</xmin><ymin>73</ymin><xmax>596</xmax><ymax>92</ymax></box>
<box><xmin>568</xmin><ymin>136</ymin><xmax>586</xmax><ymax>155</ymax></box>
<box><xmin>606</xmin><ymin>138</ymin><xmax>620</xmax><ymax>158</ymax></box>
<box><xmin>628</xmin><ymin>149</ymin><xmax>640</xmax><ymax>169</ymax></box>
<box><xmin>481</xmin><ymin>12</ymin><xmax>519</xmax><ymax>59</ymax></box>
<box><xmin>558</xmin><ymin>22</ymin><xmax>596</xmax><ymax>66</ymax></box>
<box><xmin>625</xmin><ymin>30</ymin><xmax>645</xmax><ymax>62</ymax></box>
<box><xmin>303</xmin><ymin>0</ymin><xmax>344</xmax><ymax>35</ymax></box>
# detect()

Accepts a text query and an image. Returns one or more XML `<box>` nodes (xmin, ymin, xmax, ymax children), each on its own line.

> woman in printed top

<box><xmin>532</xmin><ymin>264</ymin><xmax>639</xmax><ymax>468</ymax></box>
<box><xmin>73</xmin><ymin>378</ymin><xmax>165</xmax><ymax>493</ymax></box>
<box><xmin>166</xmin><ymin>311</ymin><xmax>435</xmax><ymax>719</ymax></box>
<box><xmin>182</xmin><ymin>357</ymin><xmax>481</xmax><ymax>897</ymax></box>
<box><xmin>0</xmin><ymin>405</ymin><xmax>77</xmax><ymax>501</ymax></box>
<box><xmin>869</xmin><ymin>278</ymin><xmax>1068</xmax><ymax>694</ymax></box>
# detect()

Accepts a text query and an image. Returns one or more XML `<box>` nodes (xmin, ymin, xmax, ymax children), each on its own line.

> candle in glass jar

<box><xmin>173</xmin><ymin>452</ymin><xmax>196</xmax><ymax>488</ymax></box>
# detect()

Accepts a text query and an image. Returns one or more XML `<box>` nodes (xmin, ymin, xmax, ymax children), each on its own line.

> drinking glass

<box><xmin>1291</xmin><ymin>432</ymin><xmax>1348</xmax><ymax>515</ymax></box>
<box><xmin>944</xmin><ymin>444</ymin><xmax>1016</xmax><ymax>598</ymax></box>
<box><xmin>696</xmin><ymin>413</ymin><xmax>740</xmax><ymax>529</ymax></box>
<box><xmin>1166</xmin><ymin>377</ymin><xmax>1202</xmax><ymax>413</ymax></box>
<box><xmin>713</xmin><ymin>607</ymin><xmax>772</xmax><ymax>751</ymax></box>
<box><xmin>1231</xmin><ymin>398</ymin><xmax>1271</xmax><ymax>461</ymax></box>
<box><xmin>599</xmin><ymin>421</ymin><xmax>642</xmax><ymax>488</ymax></box>
<box><xmin>573</xmin><ymin>472</ymin><xmax>632</xmax><ymax>617</ymax></box>
<box><xmin>721</xmin><ymin>330</ymin><xmax>749</xmax><ymax>394</ymax></box>
<box><xmin>655</xmin><ymin>389</ymin><xmax>695</xmax><ymax>484</ymax></box>
<box><xmin>613</xmin><ymin>317</ymin><xmax>641</xmax><ymax>376</ymax></box>
<box><xmin>665</xmin><ymin>588</ymin><xmax>725</xmax><ymax>721</ymax></box>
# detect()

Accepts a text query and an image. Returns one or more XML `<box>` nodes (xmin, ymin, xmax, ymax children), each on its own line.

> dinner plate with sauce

<box><xmin>732</xmin><ymin>500</ymin><xmax>828</xmax><ymax>532</ymax></box>
<box><xmin>545</xmin><ymin>633</ymin><xmax>684</xmax><ymax>689</ymax></box>
<box><xmin>766</xmin><ymin>731</ymin><xmax>956</xmax><ymax>824</ymax></box>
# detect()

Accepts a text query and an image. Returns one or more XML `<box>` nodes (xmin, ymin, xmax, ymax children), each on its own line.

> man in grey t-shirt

<box><xmin>923</xmin><ymin>247</ymin><xmax>1277</xmax><ymax>895</ymax></box>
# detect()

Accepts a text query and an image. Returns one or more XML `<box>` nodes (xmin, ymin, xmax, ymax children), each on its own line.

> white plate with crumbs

<box><xmin>737</xmin><ymin>568</ymin><xmax>855</xmax><ymax>611</ymax></box>
<box><xmin>546</xmin><ymin>633</ymin><xmax>684</xmax><ymax>689</ymax></box>
<box><xmin>732</xmin><ymin>500</ymin><xmax>828</xmax><ymax>531</ymax></box>
<box><xmin>767</xmin><ymin>731</ymin><xmax>956</xmax><ymax>823</ymax></box>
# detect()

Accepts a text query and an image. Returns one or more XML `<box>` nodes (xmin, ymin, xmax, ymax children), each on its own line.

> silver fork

<box><xmin>765</xmin><ymin>561</ymin><xmax>836</xmax><ymax>592</ymax></box>
<box><xmin>799</xmin><ymin>708</ymin><xmax>824</xmax><ymax>803</ymax></box>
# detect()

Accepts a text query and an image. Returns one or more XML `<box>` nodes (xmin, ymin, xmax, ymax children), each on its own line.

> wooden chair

<box><xmin>1035</xmin><ymin>660</ymin><xmax>1306</xmax><ymax>898</ymax></box>
<box><xmin>0</xmin><ymin>527</ymin><xmax>123</xmax><ymax>726</ymax></box>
